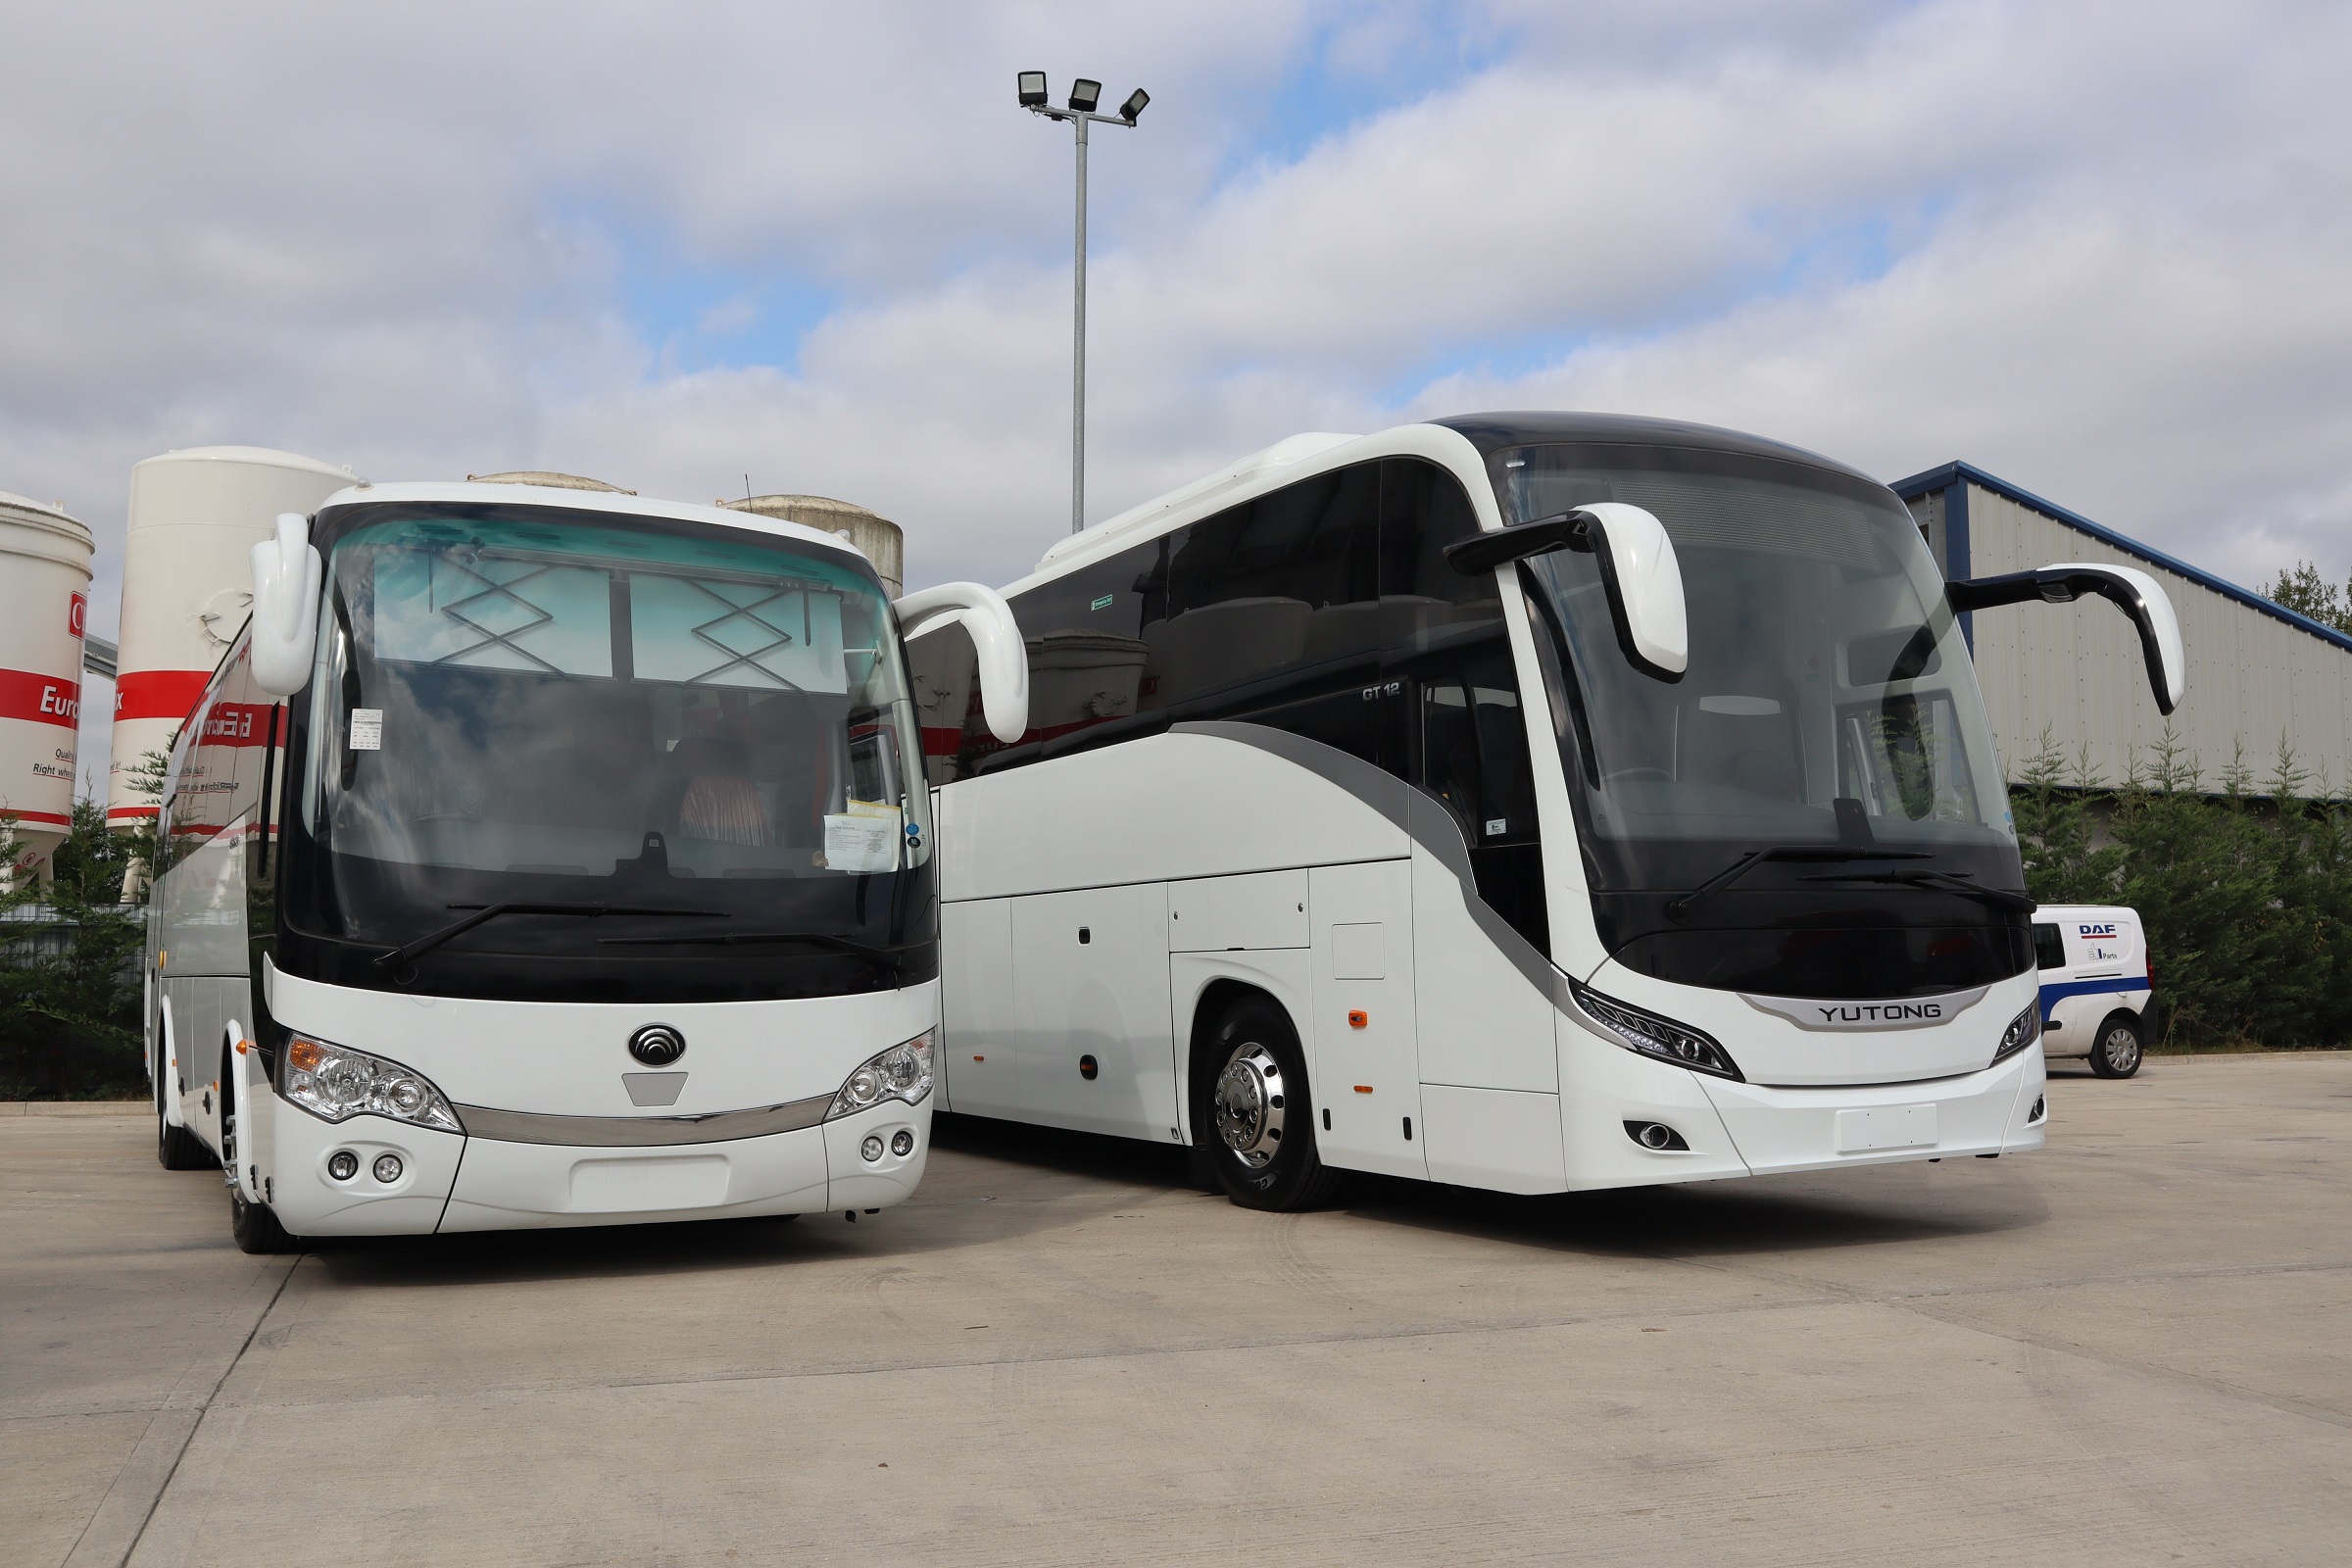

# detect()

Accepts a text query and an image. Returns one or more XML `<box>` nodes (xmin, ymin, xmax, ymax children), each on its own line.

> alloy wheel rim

<box><xmin>1213</xmin><ymin>1043</ymin><xmax>1286</xmax><ymax>1169</ymax></box>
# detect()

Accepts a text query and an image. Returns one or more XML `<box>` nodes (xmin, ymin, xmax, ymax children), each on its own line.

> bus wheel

<box><xmin>2088</xmin><ymin>1013</ymin><xmax>2144</xmax><ymax>1079</ymax></box>
<box><xmin>230</xmin><ymin>1187</ymin><xmax>300</xmax><ymax>1254</ymax></box>
<box><xmin>220</xmin><ymin>1074</ymin><xmax>300</xmax><ymax>1254</ymax></box>
<box><xmin>1201</xmin><ymin>998</ymin><xmax>1344</xmax><ymax>1212</ymax></box>
<box><xmin>156</xmin><ymin>1054</ymin><xmax>209</xmax><ymax>1171</ymax></box>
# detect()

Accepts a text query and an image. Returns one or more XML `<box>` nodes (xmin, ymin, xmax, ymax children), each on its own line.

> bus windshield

<box><xmin>281</xmin><ymin>503</ymin><xmax>931</xmax><ymax>1002</ymax></box>
<box><xmin>1499</xmin><ymin>443</ymin><xmax>2027</xmax><ymax>980</ymax></box>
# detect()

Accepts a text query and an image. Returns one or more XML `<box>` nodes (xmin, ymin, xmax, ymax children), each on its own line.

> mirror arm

<box><xmin>1444</xmin><ymin>512</ymin><xmax>1590</xmax><ymax>575</ymax></box>
<box><xmin>1947</xmin><ymin>564</ymin><xmax>2183</xmax><ymax>714</ymax></box>
<box><xmin>895</xmin><ymin>582</ymin><xmax>1031</xmax><ymax>745</ymax></box>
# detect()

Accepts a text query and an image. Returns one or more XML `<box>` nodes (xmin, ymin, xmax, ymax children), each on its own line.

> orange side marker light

<box><xmin>972</xmin><ymin>1055</ymin><xmax>985</xmax><ymax>1062</ymax></box>
<box><xmin>1348</xmin><ymin>1009</ymin><xmax>1368</xmax><ymax>1029</ymax></box>
<box><xmin>234</xmin><ymin>1040</ymin><xmax>251</xmax><ymax>1055</ymax></box>
<box><xmin>1354</xmin><ymin>1085</ymin><xmax>1374</xmax><ymax>1094</ymax></box>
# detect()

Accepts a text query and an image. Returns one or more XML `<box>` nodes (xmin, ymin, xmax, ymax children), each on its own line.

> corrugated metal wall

<box><xmin>1913</xmin><ymin>481</ymin><xmax>2352</xmax><ymax>794</ymax></box>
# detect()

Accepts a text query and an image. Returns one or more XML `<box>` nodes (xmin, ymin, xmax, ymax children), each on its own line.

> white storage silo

<box><xmin>721</xmin><ymin>494</ymin><xmax>904</xmax><ymax>598</ymax></box>
<box><xmin>109</xmin><ymin>447</ymin><xmax>357</xmax><ymax>830</ymax></box>
<box><xmin>0</xmin><ymin>491</ymin><xmax>95</xmax><ymax>885</ymax></box>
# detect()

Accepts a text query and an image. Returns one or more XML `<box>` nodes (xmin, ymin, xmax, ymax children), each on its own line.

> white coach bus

<box><xmin>907</xmin><ymin>414</ymin><xmax>2183</xmax><ymax>1209</ymax></box>
<box><xmin>148</xmin><ymin>480</ymin><xmax>1025</xmax><ymax>1250</ymax></box>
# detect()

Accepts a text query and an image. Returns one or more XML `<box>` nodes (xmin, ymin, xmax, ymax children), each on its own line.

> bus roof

<box><xmin>310</xmin><ymin>480</ymin><xmax>880</xmax><ymax>574</ymax></box>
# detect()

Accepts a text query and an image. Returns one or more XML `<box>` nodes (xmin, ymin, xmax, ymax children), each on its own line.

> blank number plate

<box><xmin>1836</xmin><ymin>1104</ymin><xmax>1938</xmax><ymax>1152</ymax></box>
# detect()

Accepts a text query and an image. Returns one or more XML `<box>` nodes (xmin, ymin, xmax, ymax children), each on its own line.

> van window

<box><xmin>2033</xmin><ymin>922</ymin><xmax>2066</xmax><ymax>971</ymax></box>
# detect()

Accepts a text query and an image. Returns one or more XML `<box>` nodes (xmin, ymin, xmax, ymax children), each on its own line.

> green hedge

<box><xmin>2</xmin><ymin>799</ymin><xmax>148</xmax><ymax>1100</ymax></box>
<box><xmin>2012</xmin><ymin>729</ymin><xmax>2352</xmax><ymax>1051</ymax></box>
<box><xmin>4</xmin><ymin>726</ymin><xmax>2338</xmax><ymax>1100</ymax></box>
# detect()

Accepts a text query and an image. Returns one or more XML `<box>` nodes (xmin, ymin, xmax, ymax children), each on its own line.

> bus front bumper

<box><xmin>266</xmin><ymin>1092</ymin><xmax>931</xmax><ymax>1235</ymax></box>
<box><xmin>1695</xmin><ymin>1047</ymin><xmax>2047</xmax><ymax>1178</ymax></box>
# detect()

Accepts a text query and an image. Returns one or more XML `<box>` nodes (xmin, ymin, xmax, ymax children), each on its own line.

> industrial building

<box><xmin>1897</xmin><ymin>462</ymin><xmax>2352</xmax><ymax>797</ymax></box>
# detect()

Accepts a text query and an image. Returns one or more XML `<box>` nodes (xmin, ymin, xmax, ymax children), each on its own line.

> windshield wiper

<box><xmin>596</xmin><ymin>930</ymin><xmax>906</xmax><ymax>970</ymax></box>
<box><xmin>374</xmin><ymin>903</ymin><xmax>729</xmax><ymax>970</ymax></box>
<box><xmin>1666</xmin><ymin>847</ymin><xmax>1931</xmax><ymax>924</ymax></box>
<box><xmin>1799</xmin><ymin>868</ymin><xmax>2036</xmax><ymax>914</ymax></box>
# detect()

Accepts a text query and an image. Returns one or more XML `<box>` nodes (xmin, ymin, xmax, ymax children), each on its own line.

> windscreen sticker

<box><xmin>821</xmin><ymin>801</ymin><xmax>900</xmax><ymax>874</ymax></box>
<box><xmin>349</xmin><ymin>709</ymin><xmax>383</xmax><ymax>751</ymax></box>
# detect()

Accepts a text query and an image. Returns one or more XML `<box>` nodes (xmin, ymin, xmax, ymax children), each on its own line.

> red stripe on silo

<box><xmin>115</xmin><ymin>668</ymin><xmax>211</xmax><ymax>722</ymax></box>
<box><xmin>0</xmin><ymin>669</ymin><xmax>83</xmax><ymax>727</ymax></box>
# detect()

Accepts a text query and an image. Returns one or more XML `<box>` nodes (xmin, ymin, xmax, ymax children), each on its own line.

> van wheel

<box><xmin>2088</xmin><ymin>1013</ymin><xmax>2144</xmax><ymax>1079</ymax></box>
<box><xmin>1200</xmin><ymin>997</ymin><xmax>1345</xmax><ymax>1212</ymax></box>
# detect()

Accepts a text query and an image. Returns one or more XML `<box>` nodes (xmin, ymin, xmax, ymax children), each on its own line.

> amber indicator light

<box><xmin>1348</xmin><ymin>1009</ymin><xmax>1368</xmax><ymax>1029</ymax></box>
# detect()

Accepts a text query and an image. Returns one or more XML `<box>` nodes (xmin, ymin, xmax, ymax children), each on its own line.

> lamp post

<box><xmin>1020</xmin><ymin>72</ymin><xmax>1150</xmax><ymax>534</ymax></box>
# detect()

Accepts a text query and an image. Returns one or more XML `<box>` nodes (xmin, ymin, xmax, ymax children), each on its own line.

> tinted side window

<box><xmin>1380</xmin><ymin>457</ymin><xmax>1492</xmax><ymax>612</ymax></box>
<box><xmin>1387</xmin><ymin>460</ymin><xmax>1546</xmax><ymax>951</ymax></box>
<box><xmin>1146</xmin><ymin>465</ymin><xmax>1381</xmax><ymax>711</ymax></box>
<box><xmin>2034</xmin><ymin>922</ymin><xmax>2066</xmax><ymax>971</ymax></box>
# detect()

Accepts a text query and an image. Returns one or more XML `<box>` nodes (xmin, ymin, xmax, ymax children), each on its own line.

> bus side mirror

<box><xmin>1446</xmin><ymin>503</ymin><xmax>1688</xmax><ymax>681</ymax></box>
<box><xmin>1947</xmin><ymin>562</ymin><xmax>2183</xmax><ymax>714</ymax></box>
<box><xmin>894</xmin><ymin>581</ymin><xmax>1031</xmax><ymax>744</ymax></box>
<box><xmin>249</xmin><ymin>513</ymin><xmax>322</xmax><ymax>698</ymax></box>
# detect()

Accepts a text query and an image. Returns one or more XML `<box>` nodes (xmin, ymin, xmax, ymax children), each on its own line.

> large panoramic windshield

<box><xmin>282</xmin><ymin>504</ymin><xmax>929</xmax><ymax>1001</ymax></box>
<box><xmin>1501</xmin><ymin>445</ymin><xmax>2018</xmax><ymax>894</ymax></box>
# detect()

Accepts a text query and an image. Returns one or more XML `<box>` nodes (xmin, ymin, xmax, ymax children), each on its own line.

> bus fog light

<box><xmin>1570</xmin><ymin>982</ymin><xmax>1742</xmax><ymax>1081</ymax></box>
<box><xmin>891</xmin><ymin>1129</ymin><xmax>914</xmax><ymax>1156</ymax></box>
<box><xmin>1993</xmin><ymin>1004</ymin><xmax>2041</xmax><ymax>1064</ymax></box>
<box><xmin>327</xmin><ymin>1150</ymin><xmax>360</xmax><ymax>1181</ymax></box>
<box><xmin>828</xmin><ymin>1031</ymin><xmax>935</xmax><ymax>1120</ymax></box>
<box><xmin>371</xmin><ymin>1153</ymin><xmax>404</xmax><ymax>1183</ymax></box>
<box><xmin>283</xmin><ymin>1035</ymin><xmax>464</xmax><ymax>1134</ymax></box>
<box><xmin>1625</xmin><ymin>1120</ymin><xmax>1690</xmax><ymax>1152</ymax></box>
<box><xmin>860</xmin><ymin>1134</ymin><xmax>886</xmax><ymax>1163</ymax></box>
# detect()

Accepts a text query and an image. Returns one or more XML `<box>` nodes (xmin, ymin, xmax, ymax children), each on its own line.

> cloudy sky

<box><xmin>6</xmin><ymin>1</ymin><xmax>2349</xmax><ymax>786</ymax></box>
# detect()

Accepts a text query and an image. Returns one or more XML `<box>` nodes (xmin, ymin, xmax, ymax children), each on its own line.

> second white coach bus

<box><xmin>148</xmin><ymin>479</ymin><xmax>1025</xmax><ymax>1250</ymax></box>
<box><xmin>908</xmin><ymin>413</ymin><xmax>2184</xmax><ymax>1209</ymax></box>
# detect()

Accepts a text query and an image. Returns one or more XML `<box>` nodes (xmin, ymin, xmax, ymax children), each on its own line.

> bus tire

<box><xmin>2088</xmin><ymin>1012</ymin><xmax>2144</xmax><ymax>1079</ymax></box>
<box><xmin>220</xmin><ymin>1062</ymin><xmax>301</xmax><ymax>1254</ymax></box>
<box><xmin>156</xmin><ymin>1052</ymin><xmax>209</xmax><ymax>1171</ymax></box>
<box><xmin>230</xmin><ymin>1187</ymin><xmax>300</xmax><ymax>1254</ymax></box>
<box><xmin>1200</xmin><ymin>996</ymin><xmax>1345</xmax><ymax>1212</ymax></box>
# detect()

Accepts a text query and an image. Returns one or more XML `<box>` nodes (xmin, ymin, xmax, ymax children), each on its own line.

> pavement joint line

<box><xmin>157</xmin><ymin>1254</ymin><xmax>2351</xmax><ymax>1421</ymax></box>
<box><xmin>1632</xmin><ymin>1249</ymin><xmax>2352</xmax><ymax>1434</ymax></box>
<box><xmin>1883</xmin><ymin>1293</ymin><xmax>2352</xmax><ymax>1435</ymax></box>
<box><xmin>58</xmin><ymin>1252</ymin><xmax>302</xmax><ymax>1568</ymax></box>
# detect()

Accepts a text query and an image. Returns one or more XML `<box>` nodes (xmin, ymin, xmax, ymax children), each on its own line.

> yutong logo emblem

<box><xmin>1740</xmin><ymin>987</ymin><xmax>1987</xmax><ymax>1031</ymax></box>
<box><xmin>1817</xmin><ymin>1001</ymin><xmax>1941</xmax><ymax>1023</ymax></box>
<box><xmin>628</xmin><ymin>1024</ymin><xmax>687</xmax><ymax>1066</ymax></box>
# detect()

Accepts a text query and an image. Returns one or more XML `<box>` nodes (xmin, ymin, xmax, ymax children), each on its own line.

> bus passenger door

<box><xmin>941</xmin><ymin>898</ymin><xmax>1021</xmax><ymax>1118</ymax></box>
<box><xmin>1011</xmin><ymin>884</ymin><xmax>1179</xmax><ymax>1140</ymax></box>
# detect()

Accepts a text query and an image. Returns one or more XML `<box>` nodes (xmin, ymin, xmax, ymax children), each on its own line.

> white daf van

<box><xmin>2033</xmin><ymin>906</ymin><xmax>2153</xmax><ymax>1077</ymax></box>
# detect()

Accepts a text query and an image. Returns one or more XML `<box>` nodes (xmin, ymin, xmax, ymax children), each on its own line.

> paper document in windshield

<box><xmin>822</xmin><ymin>800</ymin><xmax>901</xmax><ymax>873</ymax></box>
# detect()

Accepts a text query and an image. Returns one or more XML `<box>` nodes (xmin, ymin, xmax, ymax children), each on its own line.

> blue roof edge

<box><xmin>1890</xmin><ymin>460</ymin><xmax>2352</xmax><ymax>658</ymax></box>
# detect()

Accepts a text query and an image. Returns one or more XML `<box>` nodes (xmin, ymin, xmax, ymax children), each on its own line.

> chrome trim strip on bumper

<box><xmin>450</xmin><ymin>1093</ymin><xmax>834</xmax><ymax>1147</ymax></box>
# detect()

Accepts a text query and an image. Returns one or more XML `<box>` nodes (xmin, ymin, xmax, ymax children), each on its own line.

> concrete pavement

<box><xmin>6</xmin><ymin>1054</ymin><xmax>2348</xmax><ymax>1567</ymax></box>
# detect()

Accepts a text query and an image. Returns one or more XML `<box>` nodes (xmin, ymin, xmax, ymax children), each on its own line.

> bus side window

<box><xmin>1420</xmin><ymin>672</ymin><xmax>1538</xmax><ymax>847</ymax></box>
<box><xmin>1380</xmin><ymin>458</ymin><xmax>1493</xmax><ymax>616</ymax></box>
<box><xmin>1151</xmin><ymin>464</ymin><xmax>1381</xmax><ymax>710</ymax></box>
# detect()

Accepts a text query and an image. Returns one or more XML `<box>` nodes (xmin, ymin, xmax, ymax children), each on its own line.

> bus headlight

<box><xmin>1993</xmin><ymin>1003</ymin><xmax>2041</xmax><ymax>1064</ymax></box>
<box><xmin>1569</xmin><ymin>981</ymin><xmax>1744</xmax><ymax>1081</ymax></box>
<box><xmin>282</xmin><ymin>1034</ymin><xmax>464</xmax><ymax>1134</ymax></box>
<box><xmin>828</xmin><ymin>1030</ymin><xmax>934</xmax><ymax>1120</ymax></box>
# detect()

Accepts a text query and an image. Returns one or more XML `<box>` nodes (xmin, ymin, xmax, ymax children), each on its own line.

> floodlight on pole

<box><xmin>1018</xmin><ymin>72</ymin><xmax>1150</xmax><ymax>535</ymax></box>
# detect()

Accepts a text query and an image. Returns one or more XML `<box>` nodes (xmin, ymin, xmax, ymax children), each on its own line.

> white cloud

<box><xmin>4</xmin><ymin>0</ymin><xmax>2350</xmax><ymax>799</ymax></box>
